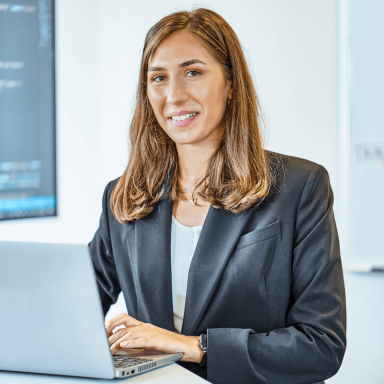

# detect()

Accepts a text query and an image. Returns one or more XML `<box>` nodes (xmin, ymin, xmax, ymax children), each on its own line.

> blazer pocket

<box><xmin>235</xmin><ymin>220</ymin><xmax>281</xmax><ymax>250</ymax></box>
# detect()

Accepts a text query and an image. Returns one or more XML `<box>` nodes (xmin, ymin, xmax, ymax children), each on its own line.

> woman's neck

<box><xmin>176</xmin><ymin>134</ymin><xmax>222</xmax><ymax>188</ymax></box>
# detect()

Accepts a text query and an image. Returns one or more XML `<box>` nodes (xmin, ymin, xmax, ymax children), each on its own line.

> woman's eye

<box><xmin>186</xmin><ymin>70</ymin><xmax>201</xmax><ymax>77</ymax></box>
<box><xmin>150</xmin><ymin>70</ymin><xmax>201</xmax><ymax>82</ymax></box>
<box><xmin>151</xmin><ymin>75</ymin><xmax>166</xmax><ymax>83</ymax></box>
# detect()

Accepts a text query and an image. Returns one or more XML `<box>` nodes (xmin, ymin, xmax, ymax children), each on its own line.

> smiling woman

<box><xmin>89</xmin><ymin>7</ymin><xmax>346</xmax><ymax>384</ymax></box>
<box><xmin>110</xmin><ymin>8</ymin><xmax>275</xmax><ymax>224</ymax></box>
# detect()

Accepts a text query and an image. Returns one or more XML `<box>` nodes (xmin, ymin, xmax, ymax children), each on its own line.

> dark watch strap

<box><xmin>199</xmin><ymin>333</ymin><xmax>207</xmax><ymax>367</ymax></box>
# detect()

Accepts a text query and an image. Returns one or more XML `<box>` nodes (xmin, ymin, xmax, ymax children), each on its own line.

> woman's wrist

<box><xmin>181</xmin><ymin>335</ymin><xmax>204</xmax><ymax>363</ymax></box>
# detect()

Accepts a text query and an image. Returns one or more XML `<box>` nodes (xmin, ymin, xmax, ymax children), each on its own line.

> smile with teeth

<box><xmin>170</xmin><ymin>112</ymin><xmax>198</xmax><ymax>121</ymax></box>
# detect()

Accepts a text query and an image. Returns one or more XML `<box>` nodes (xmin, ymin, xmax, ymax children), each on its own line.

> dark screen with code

<box><xmin>0</xmin><ymin>0</ymin><xmax>56</xmax><ymax>221</ymax></box>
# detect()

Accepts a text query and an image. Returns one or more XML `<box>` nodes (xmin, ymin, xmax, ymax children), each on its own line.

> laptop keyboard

<box><xmin>113</xmin><ymin>355</ymin><xmax>153</xmax><ymax>369</ymax></box>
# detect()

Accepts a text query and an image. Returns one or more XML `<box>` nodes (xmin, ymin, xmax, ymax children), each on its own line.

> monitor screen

<box><xmin>0</xmin><ymin>0</ymin><xmax>56</xmax><ymax>221</ymax></box>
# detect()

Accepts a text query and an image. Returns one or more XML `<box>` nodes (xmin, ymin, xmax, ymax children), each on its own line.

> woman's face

<box><xmin>147</xmin><ymin>30</ymin><xmax>232</xmax><ymax>147</ymax></box>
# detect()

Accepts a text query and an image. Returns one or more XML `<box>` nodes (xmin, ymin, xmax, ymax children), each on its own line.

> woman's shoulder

<box><xmin>265</xmin><ymin>150</ymin><xmax>331</xmax><ymax>206</ymax></box>
<box><xmin>101</xmin><ymin>177</ymin><xmax>120</xmax><ymax>200</ymax></box>
<box><xmin>100</xmin><ymin>177</ymin><xmax>121</xmax><ymax>217</ymax></box>
<box><xmin>265</xmin><ymin>149</ymin><xmax>329</xmax><ymax>183</ymax></box>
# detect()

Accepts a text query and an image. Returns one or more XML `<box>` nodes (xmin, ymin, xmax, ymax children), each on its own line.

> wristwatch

<box><xmin>199</xmin><ymin>333</ymin><xmax>207</xmax><ymax>367</ymax></box>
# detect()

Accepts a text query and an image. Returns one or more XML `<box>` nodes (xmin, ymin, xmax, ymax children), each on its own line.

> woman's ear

<box><xmin>227</xmin><ymin>80</ymin><xmax>233</xmax><ymax>101</ymax></box>
<box><xmin>228</xmin><ymin>88</ymin><xmax>233</xmax><ymax>101</ymax></box>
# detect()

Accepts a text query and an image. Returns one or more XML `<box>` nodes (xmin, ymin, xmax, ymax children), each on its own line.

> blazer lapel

<box><xmin>134</xmin><ymin>169</ymin><xmax>175</xmax><ymax>331</ymax></box>
<box><xmin>181</xmin><ymin>206</ymin><xmax>253</xmax><ymax>335</ymax></box>
<box><xmin>134</xmin><ymin>166</ymin><xmax>254</xmax><ymax>335</ymax></box>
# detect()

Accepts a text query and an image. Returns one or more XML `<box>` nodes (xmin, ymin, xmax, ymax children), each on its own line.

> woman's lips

<box><xmin>169</xmin><ymin>113</ymin><xmax>199</xmax><ymax>127</ymax></box>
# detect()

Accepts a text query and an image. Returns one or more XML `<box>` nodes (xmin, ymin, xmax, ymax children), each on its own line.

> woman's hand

<box><xmin>105</xmin><ymin>313</ymin><xmax>203</xmax><ymax>363</ymax></box>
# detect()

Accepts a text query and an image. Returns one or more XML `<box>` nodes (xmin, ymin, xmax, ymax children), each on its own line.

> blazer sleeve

<box><xmin>88</xmin><ymin>181</ymin><xmax>121</xmax><ymax>317</ymax></box>
<box><xmin>206</xmin><ymin>165</ymin><xmax>347</xmax><ymax>384</ymax></box>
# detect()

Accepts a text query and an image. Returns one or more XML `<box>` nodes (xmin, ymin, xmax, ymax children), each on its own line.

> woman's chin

<box><xmin>171</xmin><ymin>133</ymin><xmax>201</xmax><ymax>146</ymax></box>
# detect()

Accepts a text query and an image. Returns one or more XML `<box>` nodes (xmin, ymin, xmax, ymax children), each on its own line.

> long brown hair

<box><xmin>111</xmin><ymin>8</ymin><xmax>278</xmax><ymax>224</ymax></box>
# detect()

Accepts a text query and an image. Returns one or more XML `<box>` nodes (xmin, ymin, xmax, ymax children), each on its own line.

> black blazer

<box><xmin>89</xmin><ymin>153</ymin><xmax>346</xmax><ymax>384</ymax></box>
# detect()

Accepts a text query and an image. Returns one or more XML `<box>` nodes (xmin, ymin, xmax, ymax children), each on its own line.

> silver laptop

<box><xmin>0</xmin><ymin>241</ymin><xmax>183</xmax><ymax>379</ymax></box>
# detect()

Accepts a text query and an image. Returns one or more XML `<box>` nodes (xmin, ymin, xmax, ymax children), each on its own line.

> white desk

<box><xmin>0</xmin><ymin>363</ymin><xmax>209</xmax><ymax>383</ymax></box>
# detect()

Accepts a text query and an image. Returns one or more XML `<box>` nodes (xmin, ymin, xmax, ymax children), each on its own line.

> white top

<box><xmin>171</xmin><ymin>215</ymin><xmax>203</xmax><ymax>333</ymax></box>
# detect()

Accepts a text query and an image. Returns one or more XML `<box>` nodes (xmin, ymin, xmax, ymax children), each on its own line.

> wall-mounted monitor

<box><xmin>0</xmin><ymin>0</ymin><xmax>56</xmax><ymax>221</ymax></box>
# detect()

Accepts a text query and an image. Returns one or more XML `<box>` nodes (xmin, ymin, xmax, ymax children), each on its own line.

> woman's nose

<box><xmin>166</xmin><ymin>78</ymin><xmax>188</xmax><ymax>106</ymax></box>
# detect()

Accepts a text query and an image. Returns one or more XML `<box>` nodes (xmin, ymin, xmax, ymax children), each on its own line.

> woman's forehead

<box><xmin>148</xmin><ymin>30</ymin><xmax>215</xmax><ymax>69</ymax></box>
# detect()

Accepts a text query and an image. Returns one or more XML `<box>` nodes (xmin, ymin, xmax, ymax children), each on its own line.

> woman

<box><xmin>89</xmin><ymin>8</ymin><xmax>346</xmax><ymax>384</ymax></box>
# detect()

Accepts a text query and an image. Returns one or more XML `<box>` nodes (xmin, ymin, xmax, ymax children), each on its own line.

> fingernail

<box><xmin>120</xmin><ymin>342</ymin><xmax>128</xmax><ymax>347</ymax></box>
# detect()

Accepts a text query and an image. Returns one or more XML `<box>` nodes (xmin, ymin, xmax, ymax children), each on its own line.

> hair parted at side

<box><xmin>110</xmin><ymin>7</ymin><xmax>280</xmax><ymax>224</ymax></box>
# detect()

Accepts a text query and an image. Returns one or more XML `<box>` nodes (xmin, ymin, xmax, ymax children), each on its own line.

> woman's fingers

<box><xmin>107</xmin><ymin>320</ymin><xmax>193</xmax><ymax>360</ymax></box>
<box><xmin>105</xmin><ymin>313</ymin><xmax>142</xmax><ymax>334</ymax></box>
<box><xmin>120</xmin><ymin>338</ymin><xmax>151</xmax><ymax>349</ymax></box>
<box><xmin>110</xmin><ymin>332</ymin><xmax>141</xmax><ymax>355</ymax></box>
<box><xmin>108</xmin><ymin>327</ymin><xmax>127</xmax><ymax>346</ymax></box>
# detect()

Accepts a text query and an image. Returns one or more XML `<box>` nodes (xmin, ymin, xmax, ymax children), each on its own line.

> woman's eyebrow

<box><xmin>147</xmin><ymin>59</ymin><xmax>206</xmax><ymax>73</ymax></box>
<box><xmin>179</xmin><ymin>59</ymin><xmax>206</xmax><ymax>68</ymax></box>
